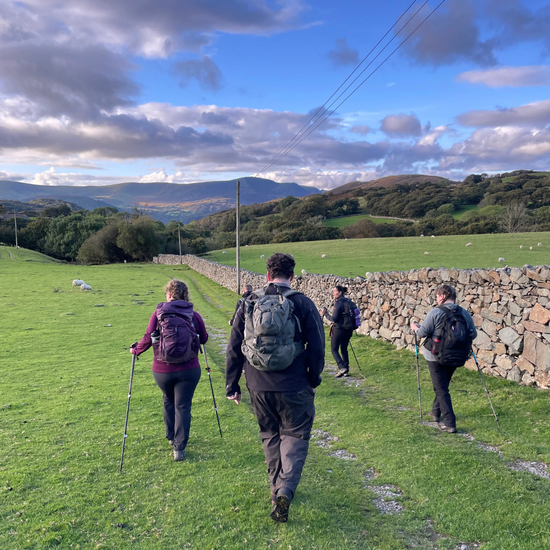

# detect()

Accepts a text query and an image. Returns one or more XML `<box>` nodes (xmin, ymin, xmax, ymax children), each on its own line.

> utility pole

<box><xmin>13</xmin><ymin>209</ymin><xmax>18</xmax><ymax>249</ymax></box>
<box><xmin>178</xmin><ymin>222</ymin><xmax>182</xmax><ymax>264</ymax></box>
<box><xmin>236</xmin><ymin>180</ymin><xmax>241</xmax><ymax>295</ymax></box>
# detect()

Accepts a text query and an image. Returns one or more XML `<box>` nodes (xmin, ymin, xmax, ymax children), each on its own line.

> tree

<box><xmin>20</xmin><ymin>217</ymin><xmax>51</xmax><ymax>253</ymax></box>
<box><xmin>77</xmin><ymin>223</ymin><xmax>128</xmax><ymax>264</ymax></box>
<box><xmin>499</xmin><ymin>202</ymin><xmax>528</xmax><ymax>233</ymax></box>
<box><xmin>116</xmin><ymin>216</ymin><xmax>160</xmax><ymax>261</ymax></box>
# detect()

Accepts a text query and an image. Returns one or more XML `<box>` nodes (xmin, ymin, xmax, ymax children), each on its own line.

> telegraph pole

<box><xmin>178</xmin><ymin>222</ymin><xmax>182</xmax><ymax>264</ymax></box>
<box><xmin>236</xmin><ymin>180</ymin><xmax>241</xmax><ymax>294</ymax></box>
<box><xmin>13</xmin><ymin>209</ymin><xmax>18</xmax><ymax>249</ymax></box>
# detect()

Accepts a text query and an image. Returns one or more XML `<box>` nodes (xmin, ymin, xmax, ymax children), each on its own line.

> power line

<box><xmin>255</xmin><ymin>0</ymin><xmax>421</xmax><ymax>176</ymax></box>
<box><xmin>257</xmin><ymin>0</ymin><xmax>448</xmax><ymax>176</ymax></box>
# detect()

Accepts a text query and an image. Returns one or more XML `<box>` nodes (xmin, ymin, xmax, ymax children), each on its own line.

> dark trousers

<box><xmin>249</xmin><ymin>387</ymin><xmax>315</xmax><ymax>501</ymax></box>
<box><xmin>331</xmin><ymin>327</ymin><xmax>353</xmax><ymax>369</ymax></box>
<box><xmin>153</xmin><ymin>368</ymin><xmax>201</xmax><ymax>451</ymax></box>
<box><xmin>427</xmin><ymin>361</ymin><xmax>458</xmax><ymax>428</ymax></box>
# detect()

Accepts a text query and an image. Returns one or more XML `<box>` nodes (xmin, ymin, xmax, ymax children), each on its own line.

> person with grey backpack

<box><xmin>225</xmin><ymin>253</ymin><xmax>325</xmax><ymax>523</ymax></box>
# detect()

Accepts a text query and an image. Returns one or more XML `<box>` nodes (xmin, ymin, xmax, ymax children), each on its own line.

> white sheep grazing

<box><xmin>365</xmin><ymin>271</ymin><xmax>372</xmax><ymax>278</ymax></box>
<box><xmin>80</xmin><ymin>283</ymin><xmax>92</xmax><ymax>291</ymax></box>
<box><xmin>431</xmin><ymin>235</ymin><xmax>435</xmax><ymax>238</ymax></box>
<box><xmin>498</xmin><ymin>257</ymin><xmax>505</xmax><ymax>263</ymax></box>
<box><xmin>260</xmin><ymin>254</ymin><xmax>265</xmax><ymax>259</ymax></box>
<box><xmin>420</xmin><ymin>234</ymin><xmax>424</xmax><ymax>237</ymax></box>
<box><xmin>424</xmin><ymin>251</ymin><xmax>429</xmax><ymax>255</ymax></box>
<box><xmin>301</xmin><ymin>269</ymin><xmax>307</xmax><ymax>276</ymax></box>
<box><xmin>538</xmin><ymin>243</ymin><xmax>542</xmax><ymax>247</ymax></box>
<box><xmin>72</xmin><ymin>279</ymin><xmax>86</xmax><ymax>288</ymax></box>
<box><xmin>345</xmin><ymin>238</ymin><xmax>348</xmax><ymax>241</ymax></box>
<box><xmin>321</xmin><ymin>254</ymin><xmax>326</xmax><ymax>258</ymax></box>
<box><xmin>530</xmin><ymin>246</ymin><xmax>533</xmax><ymax>250</ymax></box>
<box><xmin>466</xmin><ymin>243</ymin><xmax>472</xmax><ymax>247</ymax></box>
<box><xmin>520</xmin><ymin>245</ymin><xmax>523</xmax><ymax>249</ymax></box>
<box><xmin>222</xmin><ymin>251</ymin><xmax>227</xmax><ymax>254</ymax></box>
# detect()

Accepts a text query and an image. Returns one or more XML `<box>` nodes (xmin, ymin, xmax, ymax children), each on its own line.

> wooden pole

<box><xmin>236</xmin><ymin>180</ymin><xmax>241</xmax><ymax>295</ymax></box>
<box><xmin>13</xmin><ymin>209</ymin><xmax>18</xmax><ymax>249</ymax></box>
<box><xmin>178</xmin><ymin>223</ymin><xmax>182</xmax><ymax>264</ymax></box>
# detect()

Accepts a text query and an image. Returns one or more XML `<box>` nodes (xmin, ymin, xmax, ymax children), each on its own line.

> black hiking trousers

<box><xmin>427</xmin><ymin>361</ymin><xmax>458</xmax><ymax>429</ymax></box>
<box><xmin>331</xmin><ymin>326</ymin><xmax>353</xmax><ymax>370</ymax></box>
<box><xmin>249</xmin><ymin>387</ymin><xmax>315</xmax><ymax>501</ymax></box>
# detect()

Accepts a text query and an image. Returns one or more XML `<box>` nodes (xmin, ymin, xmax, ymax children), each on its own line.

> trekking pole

<box><xmin>413</xmin><ymin>332</ymin><xmax>423</xmax><ymax>421</ymax></box>
<box><xmin>471</xmin><ymin>350</ymin><xmax>501</xmax><ymax>428</ymax></box>
<box><xmin>120</xmin><ymin>347</ymin><xmax>137</xmax><ymax>472</ymax></box>
<box><xmin>201</xmin><ymin>345</ymin><xmax>223</xmax><ymax>438</ymax></box>
<box><xmin>348</xmin><ymin>339</ymin><xmax>362</xmax><ymax>373</ymax></box>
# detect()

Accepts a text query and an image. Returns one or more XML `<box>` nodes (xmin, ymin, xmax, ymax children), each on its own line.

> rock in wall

<box><xmin>154</xmin><ymin>254</ymin><xmax>550</xmax><ymax>389</ymax></box>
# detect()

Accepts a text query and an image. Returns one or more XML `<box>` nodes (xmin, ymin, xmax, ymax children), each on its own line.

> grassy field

<box><xmin>2</xmin><ymin>247</ymin><xmax>550</xmax><ymax>549</ymax></box>
<box><xmin>451</xmin><ymin>205</ymin><xmax>478</xmax><ymax>220</ymax></box>
<box><xmin>203</xmin><ymin>231</ymin><xmax>550</xmax><ymax>277</ymax></box>
<box><xmin>323</xmin><ymin>215</ymin><xmax>398</xmax><ymax>228</ymax></box>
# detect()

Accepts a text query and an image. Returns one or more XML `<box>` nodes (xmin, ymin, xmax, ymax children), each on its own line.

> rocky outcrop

<box><xmin>154</xmin><ymin>254</ymin><xmax>550</xmax><ymax>389</ymax></box>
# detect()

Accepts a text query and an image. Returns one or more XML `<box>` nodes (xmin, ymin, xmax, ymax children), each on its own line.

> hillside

<box><xmin>0</xmin><ymin>177</ymin><xmax>320</xmax><ymax>223</ymax></box>
<box><xmin>329</xmin><ymin>174</ymin><xmax>454</xmax><ymax>195</ymax></box>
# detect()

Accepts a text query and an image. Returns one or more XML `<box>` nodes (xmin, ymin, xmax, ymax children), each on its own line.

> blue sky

<box><xmin>0</xmin><ymin>0</ymin><xmax>549</xmax><ymax>189</ymax></box>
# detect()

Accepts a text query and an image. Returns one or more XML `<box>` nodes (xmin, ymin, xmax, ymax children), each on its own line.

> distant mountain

<box><xmin>329</xmin><ymin>174</ymin><xmax>456</xmax><ymax>195</ymax></box>
<box><xmin>0</xmin><ymin>177</ymin><xmax>321</xmax><ymax>223</ymax></box>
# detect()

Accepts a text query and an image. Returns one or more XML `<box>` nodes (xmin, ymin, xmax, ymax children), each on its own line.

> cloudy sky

<box><xmin>0</xmin><ymin>0</ymin><xmax>549</xmax><ymax>190</ymax></box>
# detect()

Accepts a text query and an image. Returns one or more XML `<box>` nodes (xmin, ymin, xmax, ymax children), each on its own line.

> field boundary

<box><xmin>155</xmin><ymin>253</ymin><xmax>550</xmax><ymax>390</ymax></box>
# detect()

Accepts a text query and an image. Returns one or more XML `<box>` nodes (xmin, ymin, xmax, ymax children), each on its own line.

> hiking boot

<box><xmin>336</xmin><ymin>368</ymin><xmax>349</xmax><ymax>378</ymax></box>
<box><xmin>168</xmin><ymin>439</ymin><xmax>174</xmax><ymax>446</ymax></box>
<box><xmin>173</xmin><ymin>449</ymin><xmax>186</xmax><ymax>461</ymax></box>
<box><xmin>428</xmin><ymin>412</ymin><xmax>441</xmax><ymax>423</ymax></box>
<box><xmin>439</xmin><ymin>425</ymin><xmax>457</xmax><ymax>433</ymax></box>
<box><xmin>270</xmin><ymin>489</ymin><xmax>292</xmax><ymax>523</ymax></box>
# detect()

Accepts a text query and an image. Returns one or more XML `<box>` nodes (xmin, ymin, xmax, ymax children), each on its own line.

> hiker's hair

<box><xmin>245</xmin><ymin>284</ymin><xmax>253</xmax><ymax>292</ymax></box>
<box><xmin>164</xmin><ymin>279</ymin><xmax>191</xmax><ymax>303</ymax></box>
<box><xmin>335</xmin><ymin>285</ymin><xmax>348</xmax><ymax>294</ymax></box>
<box><xmin>436</xmin><ymin>284</ymin><xmax>456</xmax><ymax>302</ymax></box>
<box><xmin>266</xmin><ymin>253</ymin><xmax>295</xmax><ymax>280</ymax></box>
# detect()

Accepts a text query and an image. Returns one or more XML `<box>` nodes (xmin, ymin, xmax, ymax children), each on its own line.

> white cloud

<box><xmin>457</xmin><ymin>65</ymin><xmax>550</xmax><ymax>88</ymax></box>
<box><xmin>140</xmin><ymin>169</ymin><xmax>175</xmax><ymax>183</ymax></box>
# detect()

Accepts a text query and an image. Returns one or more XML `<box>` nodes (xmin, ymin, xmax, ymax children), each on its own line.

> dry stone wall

<box><xmin>154</xmin><ymin>254</ymin><xmax>550</xmax><ymax>389</ymax></box>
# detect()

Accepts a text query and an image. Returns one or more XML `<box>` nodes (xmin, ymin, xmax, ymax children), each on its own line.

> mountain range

<box><xmin>0</xmin><ymin>177</ymin><xmax>321</xmax><ymax>223</ymax></box>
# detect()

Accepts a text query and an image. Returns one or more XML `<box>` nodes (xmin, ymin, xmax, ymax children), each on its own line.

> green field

<box><xmin>204</xmin><ymin>231</ymin><xmax>550</xmax><ymax>277</ymax></box>
<box><xmin>2</xmin><ymin>247</ymin><xmax>550</xmax><ymax>549</ymax></box>
<box><xmin>323</xmin><ymin>215</ymin><xmax>398</xmax><ymax>228</ymax></box>
<box><xmin>451</xmin><ymin>205</ymin><xmax>479</xmax><ymax>220</ymax></box>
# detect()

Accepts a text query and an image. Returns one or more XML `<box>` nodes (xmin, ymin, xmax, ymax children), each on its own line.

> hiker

<box><xmin>225</xmin><ymin>253</ymin><xmax>325</xmax><ymax>523</ymax></box>
<box><xmin>411</xmin><ymin>284</ymin><xmax>477</xmax><ymax>433</ymax></box>
<box><xmin>131</xmin><ymin>279</ymin><xmax>208</xmax><ymax>461</ymax></box>
<box><xmin>229</xmin><ymin>284</ymin><xmax>253</xmax><ymax>325</ymax></box>
<box><xmin>321</xmin><ymin>286</ymin><xmax>354</xmax><ymax>378</ymax></box>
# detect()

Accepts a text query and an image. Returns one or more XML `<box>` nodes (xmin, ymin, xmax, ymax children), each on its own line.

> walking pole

<box><xmin>348</xmin><ymin>339</ymin><xmax>362</xmax><ymax>373</ymax></box>
<box><xmin>120</xmin><ymin>348</ymin><xmax>137</xmax><ymax>472</ymax></box>
<box><xmin>471</xmin><ymin>350</ymin><xmax>501</xmax><ymax>428</ymax></box>
<box><xmin>413</xmin><ymin>333</ymin><xmax>423</xmax><ymax>421</ymax></box>
<box><xmin>201</xmin><ymin>344</ymin><xmax>223</xmax><ymax>438</ymax></box>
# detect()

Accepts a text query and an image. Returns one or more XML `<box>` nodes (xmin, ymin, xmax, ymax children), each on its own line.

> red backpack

<box><xmin>155</xmin><ymin>302</ymin><xmax>199</xmax><ymax>364</ymax></box>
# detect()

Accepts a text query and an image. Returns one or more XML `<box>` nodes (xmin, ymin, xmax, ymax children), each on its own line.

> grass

<box><xmin>323</xmin><ymin>215</ymin><xmax>398</xmax><ymax>228</ymax></box>
<box><xmin>203</xmin><ymin>231</ymin><xmax>550</xmax><ymax>277</ymax></box>
<box><xmin>2</xmin><ymin>247</ymin><xmax>550</xmax><ymax>549</ymax></box>
<box><xmin>451</xmin><ymin>205</ymin><xmax>478</xmax><ymax>220</ymax></box>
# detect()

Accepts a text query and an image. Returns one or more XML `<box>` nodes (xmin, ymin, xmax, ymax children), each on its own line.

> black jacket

<box><xmin>225</xmin><ymin>283</ymin><xmax>325</xmax><ymax>395</ymax></box>
<box><xmin>323</xmin><ymin>295</ymin><xmax>349</xmax><ymax>330</ymax></box>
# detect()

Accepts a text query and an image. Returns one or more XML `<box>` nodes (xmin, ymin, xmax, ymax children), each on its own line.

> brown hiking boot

<box><xmin>336</xmin><ymin>368</ymin><xmax>349</xmax><ymax>378</ymax></box>
<box><xmin>174</xmin><ymin>449</ymin><xmax>186</xmax><ymax>461</ymax></box>
<box><xmin>439</xmin><ymin>425</ymin><xmax>457</xmax><ymax>433</ymax></box>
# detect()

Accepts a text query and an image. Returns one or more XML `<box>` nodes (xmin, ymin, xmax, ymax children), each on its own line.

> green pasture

<box><xmin>2</xmin><ymin>247</ymin><xmax>550</xmax><ymax>549</ymax></box>
<box><xmin>451</xmin><ymin>205</ymin><xmax>478</xmax><ymax>220</ymax></box>
<box><xmin>204</xmin><ymin>231</ymin><xmax>550</xmax><ymax>277</ymax></box>
<box><xmin>323</xmin><ymin>215</ymin><xmax>398</xmax><ymax>228</ymax></box>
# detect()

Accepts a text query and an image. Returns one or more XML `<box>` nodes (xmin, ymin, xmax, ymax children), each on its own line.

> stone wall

<box><xmin>154</xmin><ymin>254</ymin><xmax>550</xmax><ymax>389</ymax></box>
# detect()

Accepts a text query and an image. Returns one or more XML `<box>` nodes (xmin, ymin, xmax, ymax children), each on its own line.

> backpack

<box><xmin>341</xmin><ymin>298</ymin><xmax>361</xmax><ymax>331</ymax></box>
<box><xmin>241</xmin><ymin>283</ymin><xmax>304</xmax><ymax>372</ymax></box>
<box><xmin>155</xmin><ymin>303</ymin><xmax>199</xmax><ymax>364</ymax></box>
<box><xmin>432</xmin><ymin>305</ymin><xmax>472</xmax><ymax>367</ymax></box>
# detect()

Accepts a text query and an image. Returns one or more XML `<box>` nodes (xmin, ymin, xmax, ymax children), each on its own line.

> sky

<box><xmin>0</xmin><ymin>0</ymin><xmax>549</xmax><ymax>190</ymax></box>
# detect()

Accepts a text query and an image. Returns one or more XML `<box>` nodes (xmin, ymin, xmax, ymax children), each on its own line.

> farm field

<box><xmin>203</xmin><ymin>231</ymin><xmax>550</xmax><ymax>277</ymax></box>
<box><xmin>2</xmin><ymin>247</ymin><xmax>550</xmax><ymax>549</ymax></box>
<box><xmin>323</xmin><ymin>215</ymin><xmax>398</xmax><ymax>228</ymax></box>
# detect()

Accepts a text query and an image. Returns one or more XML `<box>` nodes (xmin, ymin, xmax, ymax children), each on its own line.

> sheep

<box><xmin>260</xmin><ymin>254</ymin><xmax>265</xmax><ymax>259</ymax></box>
<box><xmin>321</xmin><ymin>254</ymin><xmax>326</xmax><ymax>258</ymax></box>
<box><xmin>520</xmin><ymin>245</ymin><xmax>523</xmax><ymax>249</ymax></box>
<box><xmin>301</xmin><ymin>269</ymin><xmax>307</xmax><ymax>276</ymax></box>
<box><xmin>72</xmin><ymin>279</ymin><xmax>85</xmax><ymax>288</ymax></box>
<box><xmin>424</xmin><ymin>252</ymin><xmax>429</xmax><ymax>255</ymax></box>
<box><xmin>466</xmin><ymin>243</ymin><xmax>472</xmax><ymax>247</ymax></box>
<box><xmin>222</xmin><ymin>251</ymin><xmax>227</xmax><ymax>254</ymax></box>
<box><xmin>420</xmin><ymin>234</ymin><xmax>424</xmax><ymax>237</ymax></box>
<box><xmin>81</xmin><ymin>283</ymin><xmax>92</xmax><ymax>291</ymax></box>
<box><xmin>345</xmin><ymin>238</ymin><xmax>348</xmax><ymax>241</ymax></box>
<box><xmin>498</xmin><ymin>257</ymin><xmax>505</xmax><ymax>263</ymax></box>
<box><xmin>431</xmin><ymin>235</ymin><xmax>435</xmax><ymax>238</ymax></box>
<box><xmin>538</xmin><ymin>243</ymin><xmax>542</xmax><ymax>247</ymax></box>
<box><xmin>365</xmin><ymin>272</ymin><xmax>372</xmax><ymax>278</ymax></box>
<box><xmin>530</xmin><ymin>246</ymin><xmax>533</xmax><ymax>250</ymax></box>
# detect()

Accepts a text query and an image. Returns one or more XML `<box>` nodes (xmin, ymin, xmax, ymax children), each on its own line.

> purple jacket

<box><xmin>133</xmin><ymin>301</ymin><xmax>208</xmax><ymax>373</ymax></box>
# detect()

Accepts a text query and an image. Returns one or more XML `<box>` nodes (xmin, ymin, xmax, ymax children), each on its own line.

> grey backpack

<box><xmin>241</xmin><ymin>283</ymin><xmax>303</xmax><ymax>371</ymax></box>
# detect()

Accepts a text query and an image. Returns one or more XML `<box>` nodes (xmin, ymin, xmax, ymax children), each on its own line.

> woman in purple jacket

<box><xmin>132</xmin><ymin>279</ymin><xmax>208</xmax><ymax>461</ymax></box>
